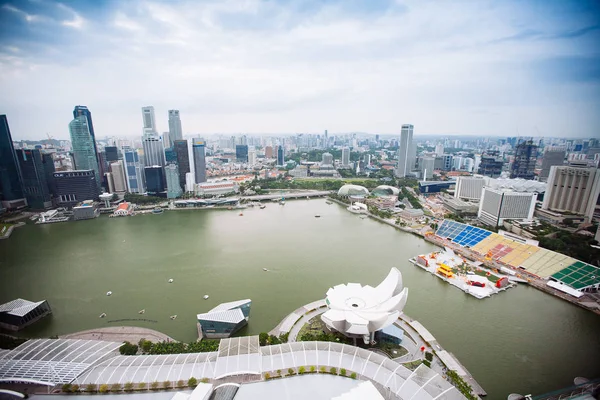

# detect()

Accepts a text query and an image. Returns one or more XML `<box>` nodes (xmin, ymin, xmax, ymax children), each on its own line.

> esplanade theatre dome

<box><xmin>372</xmin><ymin>185</ymin><xmax>400</xmax><ymax>196</ymax></box>
<box><xmin>337</xmin><ymin>184</ymin><xmax>369</xmax><ymax>197</ymax></box>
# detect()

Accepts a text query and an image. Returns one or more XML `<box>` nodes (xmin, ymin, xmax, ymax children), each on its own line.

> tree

<box><xmin>98</xmin><ymin>384</ymin><xmax>109</xmax><ymax>393</ymax></box>
<box><xmin>61</xmin><ymin>384</ymin><xmax>72</xmax><ymax>393</ymax></box>
<box><xmin>85</xmin><ymin>384</ymin><xmax>97</xmax><ymax>392</ymax></box>
<box><xmin>150</xmin><ymin>381</ymin><xmax>159</xmax><ymax>390</ymax></box>
<box><xmin>163</xmin><ymin>381</ymin><xmax>171</xmax><ymax>389</ymax></box>
<box><xmin>187</xmin><ymin>377</ymin><xmax>197</xmax><ymax>388</ymax></box>
<box><xmin>319</xmin><ymin>366</ymin><xmax>326</xmax><ymax>373</ymax></box>
<box><xmin>279</xmin><ymin>332</ymin><xmax>289</xmax><ymax>343</ymax></box>
<box><xmin>176</xmin><ymin>380</ymin><xmax>185</xmax><ymax>388</ymax></box>
<box><xmin>288</xmin><ymin>368</ymin><xmax>294</xmax><ymax>375</ymax></box>
<box><xmin>340</xmin><ymin>368</ymin><xmax>347</xmax><ymax>376</ymax></box>
<box><xmin>330</xmin><ymin>367</ymin><xmax>337</xmax><ymax>374</ymax></box>
<box><xmin>350</xmin><ymin>372</ymin><xmax>357</xmax><ymax>379</ymax></box>
<box><xmin>259</xmin><ymin>332</ymin><xmax>268</xmax><ymax>346</ymax></box>
<box><xmin>119</xmin><ymin>341</ymin><xmax>138</xmax><ymax>355</ymax></box>
<box><xmin>310</xmin><ymin>366</ymin><xmax>316</xmax><ymax>373</ymax></box>
<box><xmin>264</xmin><ymin>372</ymin><xmax>270</xmax><ymax>379</ymax></box>
<box><xmin>71</xmin><ymin>384</ymin><xmax>80</xmax><ymax>392</ymax></box>
<box><xmin>200</xmin><ymin>378</ymin><xmax>210</xmax><ymax>384</ymax></box>
<box><xmin>111</xmin><ymin>383</ymin><xmax>122</xmax><ymax>392</ymax></box>
<box><xmin>138</xmin><ymin>382</ymin><xmax>147</xmax><ymax>390</ymax></box>
<box><xmin>298</xmin><ymin>366</ymin><xmax>306</xmax><ymax>374</ymax></box>
<box><xmin>111</xmin><ymin>193</ymin><xmax>119</xmax><ymax>201</ymax></box>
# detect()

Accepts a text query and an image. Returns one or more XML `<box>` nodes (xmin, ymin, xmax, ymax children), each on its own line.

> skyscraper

<box><xmin>15</xmin><ymin>149</ymin><xmax>52</xmax><ymax>209</ymax></box>
<box><xmin>142</xmin><ymin>106</ymin><xmax>156</xmax><ymax>132</ymax></box>
<box><xmin>0</xmin><ymin>115</ymin><xmax>27</xmax><ymax>210</ymax></box>
<box><xmin>396</xmin><ymin>124</ymin><xmax>414</xmax><ymax>177</ymax></box>
<box><xmin>73</xmin><ymin>106</ymin><xmax>103</xmax><ymax>184</ymax></box>
<box><xmin>142</xmin><ymin>132</ymin><xmax>166</xmax><ymax>167</ymax></box>
<box><xmin>110</xmin><ymin>160</ymin><xmax>127</xmax><ymax>193</ymax></box>
<box><xmin>69</xmin><ymin>115</ymin><xmax>101</xmax><ymax>188</ymax></box>
<box><xmin>105</xmin><ymin>146</ymin><xmax>119</xmax><ymax>162</ymax></box>
<box><xmin>277</xmin><ymin>146</ymin><xmax>285</xmax><ymax>166</ymax></box>
<box><xmin>123</xmin><ymin>148</ymin><xmax>145</xmax><ymax>194</ymax></box>
<box><xmin>54</xmin><ymin>170</ymin><xmax>99</xmax><ymax>206</ymax></box>
<box><xmin>193</xmin><ymin>139</ymin><xmax>207</xmax><ymax>184</ymax></box>
<box><xmin>265</xmin><ymin>146</ymin><xmax>273</xmax><ymax>159</ymax></box>
<box><xmin>165</xmin><ymin>164</ymin><xmax>182</xmax><ymax>199</ymax></box>
<box><xmin>510</xmin><ymin>140</ymin><xmax>537</xmax><ymax>180</ymax></box>
<box><xmin>174</xmin><ymin>140</ymin><xmax>190</xmax><ymax>192</ymax></box>
<box><xmin>144</xmin><ymin>166</ymin><xmax>165</xmax><ymax>196</ymax></box>
<box><xmin>539</xmin><ymin>148</ymin><xmax>566</xmax><ymax>182</ymax></box>
<box><xmin>341</xmin><ymin>147</ymin><xmax>350</xmax><ymax>167</ymax></box>
<box><xmin>236</xmin><ymin>144</ymin><xmax>249</xmax><ymax>163</ymax></box>
<box><xmin>478</xmin><ymin>152</ymin><xmax>504</xmax><ymax>178</ymax></box>
<box><xmin>168</xmin><ymin>110</ymin><xmax>183</xmax><ymax>143</ymax></box>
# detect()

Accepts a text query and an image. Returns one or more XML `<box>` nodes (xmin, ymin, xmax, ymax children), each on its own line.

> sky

<box><xmin>0</xmin><ymin>0</ymin><xmax>599</xmax><ymax>140</ymax></box>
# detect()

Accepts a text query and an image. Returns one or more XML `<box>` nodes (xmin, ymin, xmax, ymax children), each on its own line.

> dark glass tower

<box><xmin>174</xmin><ymin>140</ymin><xmax>190</xmax><ymax>190</ymax></box>
<box><xmin>15</xmin><ymin>149</ymin><xmax>52</xmax><ymax>209</ymax></box>
<box><xmin>0</xmin><ymin>115</ymin><xmax>26</xmax><ymax>209</ymax></box>
<box><xmin>73</xmin><ymin>106</ymin><xmax>104</xmax><ymax>185</ymax></box>
<box><xmin>510</xmin><ymin>140</ymin><xmax>538</xmax><ymax>180</ymax></box>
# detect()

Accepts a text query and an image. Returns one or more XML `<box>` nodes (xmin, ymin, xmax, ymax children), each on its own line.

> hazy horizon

<box><xmin>1</xmin><ymin>0</ymin><xmax>599</xmax><ymax>140</ymax></box>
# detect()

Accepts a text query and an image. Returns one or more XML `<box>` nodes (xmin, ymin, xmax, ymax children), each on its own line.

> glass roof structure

<box><xmin>0</xmin><ymin>339</ymin><xmax>121</xmax><ymax>385</ymax></box>
<box><xmin>75</xmin><ymin>341</ymin><xmax>464</xmax><ymax>399</ymax></box>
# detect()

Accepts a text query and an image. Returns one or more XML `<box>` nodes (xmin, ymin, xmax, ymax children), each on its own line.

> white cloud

<box><xmin>0</xmin><ymin>0</ymin><xmax>598</xmax><ymax>139</ymax></box>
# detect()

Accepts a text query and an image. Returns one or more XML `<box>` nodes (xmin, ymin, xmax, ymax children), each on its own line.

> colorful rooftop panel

<box><xmin>518</xmin><ymin>249</ymin><xmax>576</xmax><ymax>277</ymax></box>
<box><xmin>551</xmin><ymin>261</ymin><xmax>600</xmax><ymax>290</ymax></box>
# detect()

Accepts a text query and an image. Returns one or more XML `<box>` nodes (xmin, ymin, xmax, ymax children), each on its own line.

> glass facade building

<box><xmin>174</xmin><ymin>140</ymin><xmax>190</xmax><ymax>191</ymax></box>
<box><xmin>123</xmin><ymin>149</ymin><xmax>145</xmax><ymax>193</ymax></box>
<box><xmin>144</xmin><ymin>166</ymin><xmax>166</xmax><ymax>196</ymax></box>
<box><xmin>69</xmin><ymin>116</ymin><xmax>101</xmax><ymax>188</ymax></box>
<box><xmin>193</xmin><ymin>139</ymin><xmax>207</xmax><ymax>183</ymax></box>
<box><xmin>15</xmin><ymin>149</ymin><xmax>52</xmax><ymax>209</ymax></box>
<box><xmin>236</xmin><ymin>144</ymin><xmax>248</xmax><ymax>162</ymax></box>
<box><xmin>0</xmin><ymin>115</ymin><xmax>26</xmax><ymax>209</ymax></box>
<box><xmin>54</xmin><ymin>170</ymin><xmax>100</xmax><ymax>207</ymax></box>
<box><xmin>165</xmin><ymin>164</ymin><xmax>182</xmax><ymax>199</ymax></box>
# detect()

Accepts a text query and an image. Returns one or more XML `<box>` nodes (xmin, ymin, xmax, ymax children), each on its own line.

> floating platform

<box><xmin>409</xmin><ymin>249</ymin><xmax>516</xmax><ymax>299</ymax></box>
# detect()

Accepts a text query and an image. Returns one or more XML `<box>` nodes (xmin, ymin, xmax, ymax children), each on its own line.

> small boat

<box><xmin>203</xmin><ymin>295</ymin><xmax>209</xmax><ymax>300</ymax></box>
<box><xmin>315</xmin><ymin>215</ymin><xmax>321</xmax><ymax>218</ymax></box>
<box><xmin>168</xmin><ymin>279</ymin><xmax>174</xmax><ymax>283</ymax></box>
<box><xmin>99</xmin><ymin>313</ymin><xmax>106</xmax><ymax>318</ymax></box>
<box><xmin>326</xmin><ymin>201</ymin><xmax>332</xmax><ymax>205</ymax></box>
<box><xmin>170</xmin><ymin>315</ymin><xmax>177</xmax><ymax>320</ymax></box>
<box><xmin>152</xmin><ymin>207</ymin><xmax>164</xmax><ymax>214</ymax></box>
<box><xmin>260</xmin><ymin>205</ymin><xmax>266</xmax><ymax>209</ymax></box>
<box><xmin>239</xmin><ymin>213</ymin><xmax>243</xmax><ymax>216</ymax></box>
<box><xmin>263</xmin><ymin>268</ymin><xmax>269</xmax><ymax>272</ymax></box>
<box><xmin>106</xmin><ymin>291</ymin><xmax>112</xmax><ymax>296</ymax></box>
<box><xmin>279</xmin><ymin>201</ymin><xmax>285</xmax><ymax>205</ymax></box>
<box><xmin>138</xmin><ymin>309</ymin><xmax>145</xmax><ymax>314</ymax></box>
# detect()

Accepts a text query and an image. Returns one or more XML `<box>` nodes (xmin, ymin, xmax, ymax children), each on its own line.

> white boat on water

<box><xmin>203</xmin><ymin>295</ymin><xmax>209</xmax><ymax>300</ymax></box>
<box><xmin>99</xmin><ymin>313</ymin><xmax>106</xmax><ymax>318</ymax></box>
<box><xmin>170</xmin><ymin>315</ymin><xmax>177</xmax><ymax>320</ymax></box>
<box><xmin>263</xmin><ymin>268</ymin><xmax>268</xmax><ymax>271</ymax></box>
<box><xmin>138</xmin><ymin>309</ymin><xmax>145</xmax><ymax>314</ymax></box>
<box><xmin>106</xmin><ymin>291</ymin><xmax>112</xmax><ymax>296</ymax></box>
<box><xmin>168</xmin><ymin>278</ymin><xmax>174</xmax><ymax>283</ymax></box>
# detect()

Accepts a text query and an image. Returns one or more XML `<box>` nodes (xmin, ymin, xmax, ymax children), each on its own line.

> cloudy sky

<box><xmin>0</xmin><ymin>0</ymin><xmax>599</xmax><ymax>140</ymax></box>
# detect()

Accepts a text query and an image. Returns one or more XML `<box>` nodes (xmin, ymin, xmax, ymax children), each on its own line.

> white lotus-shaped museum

<box><xmin>321</xmin><ymin>268</ymin><xmax>408</xmax><ymax>344</ymax></box>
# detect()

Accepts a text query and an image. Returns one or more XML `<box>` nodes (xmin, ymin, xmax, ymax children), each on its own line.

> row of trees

<box><xmin>399</xmin><ymin>187</ymin><xmax>422</xmax><ymax>209</ymax></box>
<box><xmin>264</xmin><ymin>366</ymin><xmax>357</xmax><ymax>380</ymax></box>
<box><xmin>119</xmin><ymin>339</ymin><xmax>220</xmax><ymax>356</ymax></box>
<box><xmin>258</xmin><ymin>332</ymin><xmax>289</xmax><ymax>346</ymax></box>
<box><xmin>61</xmin><ymin>377</ymin><xmax>210</xmax><ymax>393</ymax></box>
<box><xmin>123</xmin><ymin>193</ymin><xmax>164</xmax><ymax>205</ymax></box>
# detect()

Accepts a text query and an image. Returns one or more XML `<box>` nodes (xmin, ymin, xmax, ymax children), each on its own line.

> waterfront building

<box><xmin>321</xmin><ymin>268</ymin><xmax>408</xmax><ymax>344</ymax></box>
<box><xmin>337</xmin><ymin>184</ymin><xmax>369</xmax><ymax>198</ymax></box>
<box><xmin>193</xmin><ymin>139</ymin><xmax>207</xmax><ymax>183</ymax></box>
<box><xmin>174</xmin><ymin>140</ymin><xmax>191</xmax><ymax>191</ymax></box>
<box><xmin>69</xmin><ymin>115</ymin><xmax>101</xmax><ymax>189</ymax></box>
<box><xmin>510</xmin><ymin>140</ymin><xmax>538</xmax><ymax>180</ymax></box>
<box><xmin>41</xmin><ymin>153</ymin><xmax>57</xmax><ymax>198</ymax></box>
<box><xmin>194</xmin><ymin>181</ymin><xmax>238</xmax><ymax>197</ymax></box>
<box><xmin>72</xmin><ymin>200</ymin><xmax>99</xmax><ymax>220</ymax></box>
<box><xmin>395</xmin><ymin>124</ymin><xmax>415</xmax><ymax>177</ymax></box>
<box><xmin>15</xmin><ymin>149</ymin><xmax>52</xmax><ymax>209</ymax></box>
<box><xmin>418</xmin><ymin>180</ymin><xmax>454</xmax><ymax>194</ymax></box>
<box><xmin>477</xmin><ymin>152</ymin><xmax>504</xmax><ymax>178</ymax></box>
<box><xmin>142</xmin><ymin>131</ymin><xmax>166</xmax><ymax>168</ymax></box>
<box><xmin>113</xmin><ymin>202</ymin><xmax>133</xmax><ymax>216</ymax></box>
<box><xmin>165</xmin><ymin>164</ymin><xmax>183</xmax><ymax>198</ymax></box>
<box><xmin>0</xmin><ymin>298</ymin><xmax>52</xmax><ymax>331</ymax></box>
<box><xmin>372</xmin><ymin>185</ymin><xmax>400</xmax><ymax>197</ymax></box>
<box><xmin>341</xmin><ymin>147</ymin><xmax>350</xmax><ymax>167</ymax></box>
<box><xmin>264</xmin><ymin>145</ymin><xmax>273</xmax><ymax>158</ymax></box>
<box><xmin>141</xmin><ymin>106</ymin><xmax>157</xmax><ymax>132</ymax></box>
<box><xmin>454</xmin><ymin>176</ymin><xmax>486</xmax><ymax>202</ymax></box>
<box><xmin>53</xmin><ymin>170</ymin><xmax>100</xmax><ymax>207</ymax></box>
<box><xmin>144</xmin><ymin>166</ymin><xmax>166</xmax><ymax>196</ymax></box>
<box><xmin>73</xmin><ymin>106</ymin><xmax>101</xmax><ymax>170</ymax></box>
<box><xmin>185</xmin><ymin>172</ymin><xmax>194</xmax><ymax>193</ymax></box>
<box><xmin>123</xmin><ymin>149</ymin><xmax>145</xmax><ymax>194</ymax></box>
<box><xmin>539</xmin><ymin>148</ymin><xmax>566</xmax><ymax>182</ymax></box>
<box><xmin>478</xmin><ymin>187</ymin><xmax>537</xmax><ymax>227</ymax></box>
<box><xmin>236</xmin><ymin>144</ymin><xmax>249</xmax><ymax>163</ymax></box>
<box><xmin>168</xmin><ymin>110</ymin><xmax>183</xmax><ymax>143</ymax></box>
<box><xmin>541</xmin><ymin>165</ymin><xmax>600</xmax><ymax>222</ymax></box>
<box><xmin>110</xmin><ymin>160</ymin><xmax>127</xmax><ymax>193</ymax></box>
<box><xmin>277</xmin><ymin>145</ymin><xmax>285</xmax><ymax>166</ymax></box>
<box><xmin>105</xmin><ymin>146</ymin><xmax>119</xmax><ymax>162</ymax></box>
<box><xmin>197</xmin><ymin>299</ymin><xmax>251</xmax><ymax>339</ymax></box>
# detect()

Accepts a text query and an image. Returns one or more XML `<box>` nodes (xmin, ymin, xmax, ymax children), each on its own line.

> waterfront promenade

<box><xmin>60</xmin><ymin>327</ymin><xmax>175</xmax><ymax>344</ymax></box>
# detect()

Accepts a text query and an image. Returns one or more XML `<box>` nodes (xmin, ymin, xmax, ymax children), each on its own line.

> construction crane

<box><xmin>46</xmin><ymin>133</ymin><xmax>54</xmax><ymax>142</ymax></box>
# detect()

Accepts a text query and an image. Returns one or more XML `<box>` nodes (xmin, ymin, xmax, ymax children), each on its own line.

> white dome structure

<box><xmin>372</xmin><ymin>185</ymin><xmax>400</xmax><ymax>196</ymax></box>
<box><xmin>321</xmin><ymin>268</ymin><xmax>408</xmax><ymax>344</ymax></box>
<box><xmin>337</xmin><ymin>184</ymin><xmax>369</xmax><ymax>197</ymax></box>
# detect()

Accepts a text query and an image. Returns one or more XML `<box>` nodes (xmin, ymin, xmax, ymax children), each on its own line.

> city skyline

<box><xmin>1</xmin><ymin>0</ymin><xmax>599</xmax><ymax>140</ymax></box>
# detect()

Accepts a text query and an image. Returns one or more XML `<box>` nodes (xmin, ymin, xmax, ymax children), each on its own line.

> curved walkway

<box><xmin>59</xmin><ymin>326</ymin><xmax>175</xmax><ymax>343</ymax></box>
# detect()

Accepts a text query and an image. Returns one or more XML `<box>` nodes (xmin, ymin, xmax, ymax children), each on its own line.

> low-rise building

<box><xmin>366</xmin><ymin>196</ymin><xmax>397</xmax><ymax>210</ymax></box>
<box><xmin>72</xmin><ymin>200</ymin><xmax>99</xmax><ymax>220</ymax></box>
<box><xmin>478</xmin><ymin>188</ymin><xmax>537</xmax><ymax>227</ymax></box>
<box><xmin>197</xmin><ymin>299</ymin><xmax>251</xmax><ymax>339</ymax></box>
<box><xmin>400</xmin><ymin>208</ymin><xmax>424</xmax><ymax>221</ymax></box>
<box><xmin>194</xmin><ymin>181</ymin><xmax>239</xmax><ymax>197</ymax></box>
<box><xmin>0</xmin><ymin>298</ymin><xmax>52</xmax><ymax>331</ymax></box>
<box><xmin>113</xmin><ymin>202</ymin><xmax>132</xmax><ymax>217</ymax></box>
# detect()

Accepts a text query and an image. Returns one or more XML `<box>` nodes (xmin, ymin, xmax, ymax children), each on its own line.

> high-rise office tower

<box><xmin>248</xmin><ymin>148</ymin><xmax>257</xmax><ymax>165</ymax></box>
<box><xmin>396</xmin><ymin>124</ymin><xmax>414</xmax><ymax>177</ymax></box>
<box><xmin>478</xmin><ymin>188</ymin><xmax>537</xmax><ymax>226</ymax></box>
<box><xmin>142</xmin><ymin>106</ymin><xmax>156</xmax><ymax>132</ymax></box>
<box><xmin>265</xmin><ymin>146</ymin><xmax>273</xmax><ymax>159</ymax></box>
<box><xmin>236</xmin><ymin>144</ymin><xmax>249</xmax><ymax>163</ymax></box>
<box><xmin>110</xmin><ymin>160</ymin><xmax>127</xmax><ymax>193</ymax></box>
<box><xmin>341</xmin><ymin>147</ymin><xmax>350</xmax><ymax>167</ymax></box>
<box><xmin>542</xmin><ymin>166</ymin><xmax>600</xmax><ymax>222</ymax></box>
<box><xmin>419</xmin><ymin>157</ymin><xmax>435</xmax><ymax>180</ymax></box>
<box><xmin>277</xmin><ymin>146</ymin><xmax>285</xmax><ymax>166</ymax></box>
<box><xmin>174</xmin><ymin>140</ymin><xmax>190</xmax><ymax>192</ymax></box>
<box><xmin>15</xmin><ymin>149</ymin><xmax>52</xmax><ymax>209</ymax></box>
<box><xmin>168</xmin><ymin>110</ymin><xmax>183</xmax><ymax>143</ymax></box>
<box><xmin>69</xmin><ymin>115</ymin><xmax>101</xmax><ymax>187</ymax></box>
<box><xmin>478</xmin><ymin>151</ymin><xmax>504</xmax><ymax>178</ymax></box>
<box><xmin>123</xmin><ymin>148</ymin><xmax>145</xmax><ymax>194</ymax></box>
<box><xmin>142</xmin><ymin>132</ymin><xmax>166</xmax><ymax>167</ymax></box>
<box><xmin>435</xmin><ymin>144</ymin><xmax>444</xmax><ymax>156</ymax></box>
<box><xmin>105</xmin><ymin>146</ymin><xmax>119</xmax><ymax>162</ymax></box>
<box><xmin>510</xmin><ymin>140</ymin><xmax>538</xmax><ymax>180</ymax></box>
<box><xmin>162</xmin><ymin>132</ymin><xmax>171</xmax><ymax>150</ymax></box>
<box><xmin>539</xmin><ymin>148</ymin><xmax>566</xmax><ymax>182</ymax></box>
<box><xmin>144</xmin><ymin>166</ymin><xmax>165</xmax><ymax>196</ymax></box>
<box><xmin>0</xmin><ymin>115</ymin><xmax>27</xmax><ymax>210</ymax></box>
<box><xmin>322</xmin><ymin>152</ymin><xmax>333</xmax><ymax>166</ymax></box>
<box><xmin>53</xmin><ymin>170</ymin><xmax>99</xmax><ymax>206</ymax></box>
<box><xmin>165</xmin><ymin>164</ymin><xmax>182</xmax><ymax>199</ymax></box>
<box><xmin>73</xmin><ymin>106</ymin><xmax>103</xmax><ymax>183</ymax></box>
<box><xmin>193</xmin><ymin>139</ymin><xmax>207</xmax><ymax>184</ymax></box>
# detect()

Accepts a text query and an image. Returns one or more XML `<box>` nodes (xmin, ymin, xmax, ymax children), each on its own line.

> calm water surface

<box><xmin>1</xmin><ymin>200</ymin><xmax>599</xmax><ymax>398</ymax></box>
